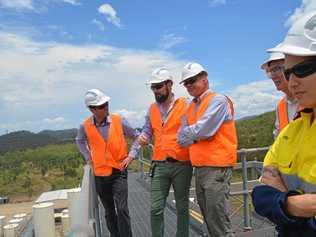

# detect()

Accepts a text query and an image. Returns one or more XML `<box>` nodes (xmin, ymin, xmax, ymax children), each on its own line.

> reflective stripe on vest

<box><xmin>83</xmin><ymin>113</ymin><xmax>127</xmax><ymax>176</ymax></box>
<box><xmin>277</xmin><ymin>97</ymin><xmax>289</xmax><ymax>132</ymax></box>
<box><xmin>186</xmin><ymin>92</ymin><xmax>237</xmax><ymax>167</ymax></box>
<box><xmin>150</xmin><ymin>97</ymin><xmax>190</xmax><ymax>161</ymax></box>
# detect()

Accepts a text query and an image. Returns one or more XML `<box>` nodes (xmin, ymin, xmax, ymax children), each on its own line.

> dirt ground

<box><xmin>0</xmin><ymin>201</ymin><xmax>34</xmax><ymax>220</ymax></box>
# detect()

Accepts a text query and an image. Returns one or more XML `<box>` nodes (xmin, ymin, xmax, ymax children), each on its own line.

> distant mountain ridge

<box><xmin>0</xmin><ymin>129</ymin><xmax>77</xmax><ymax>154</ymax></box>
<box><xmin>0</xmin><ymin>111</ymin><xmax>276</xmax><ymax>154</ymax></box>
<box><xmin>38</xmin><ymin>129</ymin><xmax>77</xmax><ymax>141</ymax></box>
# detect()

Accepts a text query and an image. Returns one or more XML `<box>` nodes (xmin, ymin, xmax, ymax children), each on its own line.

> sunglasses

<box><xmin>151</xmin><ymin>83</ymin><xmax>165</xmax><ymax>90</ymax></box>
<box><xmin>89</xmin><ymin>102</ymin><xmax>108</xmax><ymax>110</ymax></box>
<box><xmin>283</xmin><ymin>60</ymin><xmax>316</xmax><ymax>81</ymax></box>
<box><xmin>266</xmin><ymin>65</ymin><xmax>284</xmax><ymax>78</ymax></box>
<box><xmin>183</xmin><ymin>77</ymin><xmax>199</xmax><ymax>86</ymax></box>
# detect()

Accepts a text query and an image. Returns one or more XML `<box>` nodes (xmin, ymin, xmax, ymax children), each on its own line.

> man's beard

<box><xmin>155</xmin><ymin>91</ymin><xmax>169</xmax><ymax>103</ymax></box>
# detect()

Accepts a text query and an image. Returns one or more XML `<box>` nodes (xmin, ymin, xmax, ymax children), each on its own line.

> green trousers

<box><xmin>150</xmin><ymin>161</ymin><xmax>193</xmax><ymax>237</ymax></box>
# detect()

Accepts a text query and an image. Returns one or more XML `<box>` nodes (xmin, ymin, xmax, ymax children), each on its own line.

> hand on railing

<box><xmin>138</xmin><ymin>134</ymin><xmax>150</xmax><ymax>146</ymax></box>
<box><xmin>120</xmin><ymin>156</ymin><xmax>134</xmax><ymax>169</ymax></box>
<box><xmin>86</xmin><ymin>159</ymin><xmax>93</xmax><ymax>166</ymax></box>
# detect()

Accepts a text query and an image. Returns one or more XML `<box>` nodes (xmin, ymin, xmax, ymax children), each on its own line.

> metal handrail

<box><xmin>91</xmin><ymin>145</ymin><xmax>270</xmax><ymax>235</ymax></box>
<box><xmin>137</xmin><ymin>145</ymin><xmax>270</xmax><ymax>232</ymax></box>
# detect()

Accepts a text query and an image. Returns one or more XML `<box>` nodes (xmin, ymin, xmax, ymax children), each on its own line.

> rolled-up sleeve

<box><xmin>129</xmin><ymin>109</ymin><xmax>153</xmax><ymax>159</ymax></box>
<box><xmin>178</xmin><ymin>94</ymin><xmax>232</xmax><ymax>147</ymax></box>
<box><xmin>75</xmin><ymin>124</ymin><xmax>91</xmax><ymax>162</ymax></box>
<box><xmin>121</xmin><ymin>117</ymin><xmax>141</xmax><ymax>159</ymax></box>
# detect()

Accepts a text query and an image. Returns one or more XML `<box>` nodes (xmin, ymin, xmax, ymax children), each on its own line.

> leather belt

<box><xmin>154</xmin><ymin>157</ymin><xmax>190</xmax><ymax>164</ymax></box>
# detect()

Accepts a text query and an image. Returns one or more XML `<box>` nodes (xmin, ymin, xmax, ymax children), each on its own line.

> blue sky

<box><xmin>0</xmin><ymin>0</ymin><xmax>315</xmax><ymax>134</ymax></box>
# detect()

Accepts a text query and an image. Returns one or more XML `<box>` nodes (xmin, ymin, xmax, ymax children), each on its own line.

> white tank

<box><xmin>61</xmin><ymin>213</ymin><xmax>70</xmax><ymax>235</ymax></box>
<box><xmin>67</xmin><ymin>188</ymin><xmax>81</xmax><ymax>226</ymax></box>
<box><xmin>3</xmin><ymin>224</ymin><xmax>18</xmax><ymax>237</ymax></box>
<box><xmin>0</xmin><ymin>216</ymin><xmax>6</xmax><ymax>237</ymax></box>
<box><xmin>62</xmin><ymin>209</ymin><xmax>69</xmax><ymax>214</ymax></box>
<box><xmin>32</xmin><ymin>202</ymin><xmax>55</xmax><ymax>237</ymax></box>
<box><xmin>8</xmin><ymin>218</ymin><xmax>23</xmax><ymax>225</ymax></box>
<box><xmin>13</xmin><ymin>213</ymin><xmax>27</xmax><ymax>220</ymax></box>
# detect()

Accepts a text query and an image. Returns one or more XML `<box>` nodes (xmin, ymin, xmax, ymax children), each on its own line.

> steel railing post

<box><xmin>241</xmin><ymin>149</ymin><xmax>252</xmax><ymax>231</ymax></box>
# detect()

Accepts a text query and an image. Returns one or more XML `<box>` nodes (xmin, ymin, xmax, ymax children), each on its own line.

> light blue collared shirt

<box><xmin>131</xmin><ymin>94</ymin><xmax>189</xmax><ymax>156</ymax></box>
<box><xmin>177</xmin><ymin>89</ymin><xmax>233</xmax><ymax>147</ymax></box>
<box><xmin>76</xmin><ymin>114</ymin><xmax>140</xmax><ymax>161</ymax></box>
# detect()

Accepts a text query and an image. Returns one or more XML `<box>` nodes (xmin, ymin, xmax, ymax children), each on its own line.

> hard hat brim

<box><xmin>260</xmin><ymin>54</ymin><xmax>284</xmax><ymax>70</ymax></box>
<box><xmin>146</xmin><ymin>79</ymin><xmax>172</xmax><ymax>85</ymax></box>
<box><xmin>87</xmin><ymin>96</ymin><xmax>110</xmax><ymax>107</ymax></box>
<box><xmin>268</xmin><ymin>44</ymin><xmax>316</xmax><ymax>56</ymax></box>
<box><xmin>179</xmin><ymin>72</ymin><xmax>202</xmax><ymax>84</ymax></box>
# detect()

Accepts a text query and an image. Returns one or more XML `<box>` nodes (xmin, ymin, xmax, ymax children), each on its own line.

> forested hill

<box><xmin>0</xmin><ymin>129</ymin><xmax>77</xmax><ymax>155</ymax></box>
<box><xmin>236</xmin><ymin>110</ymin><xmax>275</xmax><ymax>149</ymax></box>
<box><xmin>0</xmin><ymin>111</ymin><xmax>275</xmax><ymax>155</ymax></box>
<box><xmin>38</xmin><ymin>129</ymin><xmax>77</xmax><ymax>141</ymax></box>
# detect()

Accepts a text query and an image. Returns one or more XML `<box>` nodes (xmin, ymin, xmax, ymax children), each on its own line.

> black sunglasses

<box><xmin>151</xmin><ymin>83</ymin><xmax>165</xmax><ymax>90</ymax></box>
<box><xmin>183</xmin><ymin>77</ymin><xmax>198</xmax><ymax>86</ymax></box>
<box><xmin>89</xmin><ymin>102</ymin><xmax>108</xmax><ymax>110</ymax></box>
<box><xmin>284</xmin><ymin>60</ymin><xmax>316</xmax><ymax>81</ymax></box>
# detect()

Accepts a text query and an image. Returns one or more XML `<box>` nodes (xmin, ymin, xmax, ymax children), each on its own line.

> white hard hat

<box><xmin>148</xmin><ymin>68</ymin><xmax>173</xmax><ymax>84</ymax></box>
<box><xmin>180</xmin><ymin>62</ymin><xmax>206</xmax><ymax>83</ymax></box>
<box><xmin>260</xmin><ymin>52</ymin><xmax>285</xmax><ymax>70</ymax></box>
<box><xmin>268</xmin><ymin>11</ymin><xmax>316</xmax><ymax>56</ymax></box>
<box><xmin>84</xmin><ymin>89</ymin><xmax>110</xmax><ymax>107</ymax></box>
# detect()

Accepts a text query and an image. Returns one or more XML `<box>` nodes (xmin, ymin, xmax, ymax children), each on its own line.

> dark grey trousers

<box><xmin>95</xmin><ymin>169</ymin><xmax>132</xmax><ymax>237</ymax></box>
<box><xmin>195</xmin><ymin>167</ymin><xmax>235</xmax><ymax>237</ymax></box>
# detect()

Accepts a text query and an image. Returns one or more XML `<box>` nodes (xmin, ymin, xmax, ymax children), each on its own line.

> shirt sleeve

<box><xmin>121</xmin><ymin>117</ymin><xmax>141</xmax><ymax>159</ymax></box>
<box><xmin>140</xmin><ymin>109</ymin><xmax>153</xmax><ymax>140</ymax></box>
<box><xmin>178</xmin><ymin>94</ymin><xmax>232</xmax><ymax>145</ymax></box>
<box><xmin>252</xmin><ymin>185</ymin><xmax>308</xmax><ymax>227</ymax></box>
<box><xmin>121</xmin><ymin>117</ymin><xmax>139</xmax><ymax>139</ymax></box>
<box><xmin>177</xmin><ymin>115</ymin><xmax>195</xmax><ymax>147</ymax></box>
<box><xmin>263</xmin><ymin>129</ymin><xmax>284</xmax><ymax>168</ymax></box>
<box><xmin>75</xmin><ymin>124</ymin><xmax>91</xmax><ymax>162</ymax></box>
<box><xmin>273</xmin><ymin>105</ymin><xmax>280</xmax><ymax>139</ymax></box>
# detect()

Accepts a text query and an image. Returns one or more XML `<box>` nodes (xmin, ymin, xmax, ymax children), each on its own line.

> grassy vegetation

<box><xmin>0</xmin><ymin>143</ymin><xmax>83</xmax><ymax>198</ymax></box>
<box><xmin>0</xmin><ymin>110</ymin><xmax>276</xmax><ymax>199</ymax></box>
<box><xmin>0</xmin><ymin>143</ymin><xmax>143</xmax><ymax>199</ymax></box>
<box><xmin>236</xmin><ymin>111</ymin><xmax>275</xmax><ymax>149</ymax></box>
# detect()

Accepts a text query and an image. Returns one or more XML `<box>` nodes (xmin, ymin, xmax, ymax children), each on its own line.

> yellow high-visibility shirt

<box><xmin>263</xmin><ymin>111</ymin><xmax>316</xmax><ymax>193</ymax></box>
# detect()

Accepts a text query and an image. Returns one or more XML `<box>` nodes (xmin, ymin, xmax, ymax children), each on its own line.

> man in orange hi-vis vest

<box><xmin>76</xmin><ymin>89</ymin><xmax>139</xmax><ymax>237</ymax></box>
<box><xmin>178</xmin><ymin>62</ymin><xmax>237</xmax><ymax>237</ymax></box>
<box><xmin>261</xmin><ymin>52</ymin><xmax>300</xmax><ymax>138</ymax></box>
<box><xmin>133</xmin><ymin>68</ymin><xmax>193</xmax><ymax>237</ymax></box>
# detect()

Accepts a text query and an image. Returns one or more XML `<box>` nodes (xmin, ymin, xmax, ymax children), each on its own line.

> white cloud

<box><xmin>98</xmin><ymin>4</ymin><xmax>122</xmax><ymax>28</ymax></box>
<box><xmin>159</xmin><ymin>33</ymin><xmax>187</xmax><ymax>50</ymax></box>
<box><xmin>228</xmin><ymin>80</ymin><xmax>282</xmax><ymax>119</ymax></box>
<box><xmin>0</xmin><ymin>30</ymin><xmax>283</xmax><ymax>134</ymax></box>
<box><xmin>62</xmin><ymin>0</ymin><xmax>80</xmax><ymax>5</ymax></box>
<box><xmin>209</xmin><ymin>0</ymin><xmax>226</xmax><ymax>7</ymax></box>
<box><xmin>43</xmin><ymin>117</ymin><xmax>67</xmax><ymax>124</ymax></box>
<box><xmin>92</xmin><ymin>19</ymin><xmax>105</xmax><ymax>31</ymax></box>
<box><xmin>115</xmin><ymin>109</ymin><xmax>146</xmax><ymax>128</ymax></box>
<box><xmin>0</xmin><ymin>31</ymin><xmax>187</xmax><ymax>134</ymax></box>
<box><xmin>286</xmin><ymin>0</ymin><xmax>316</xmax><ymax>26</ymax></box>
<box><xmin>0</xmin><ymin>0</ymin><xmax>33</xmax><ymax>10</ymax></box>
<box><xmin>0</xmin><ymin>117</ymin><xmax>71</xmax><ymax>133</ymax></box>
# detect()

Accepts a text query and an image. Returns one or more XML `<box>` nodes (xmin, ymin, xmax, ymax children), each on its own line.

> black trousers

<box><xmin>95</xmin><ymin>169</ymin><xmax>132</xmax><ymax>237</ymax></box>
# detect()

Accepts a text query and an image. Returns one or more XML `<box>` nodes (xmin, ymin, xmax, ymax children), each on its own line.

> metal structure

<box><xmin>136</xmin><ymin>145</ymin><xmax>276</xmax><ymax>235</ymax></box>
<box><xmin>18</xmin><ymin>146</ymin><xmax>275</xmax><ymax>236</ymax></box>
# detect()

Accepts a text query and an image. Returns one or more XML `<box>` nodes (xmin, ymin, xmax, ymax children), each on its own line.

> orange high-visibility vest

<box><xmin>277</xmin><ymin>97</ymin><xmax>289</xmax><ymax>132</ymax></box>
<box><xmin>83</xmin><ymin>113</ymin><xmax>127</xmax><ymax>176</ymax></box>
<box><xmin>150</xmin><ymin>97</ymin><xmax>190</xmax><ymax>162</ymax></box>
<box><xmin>186</xmin><ymin>92</ymin><xmax>237</xmax><ymax>167</ymax></box>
